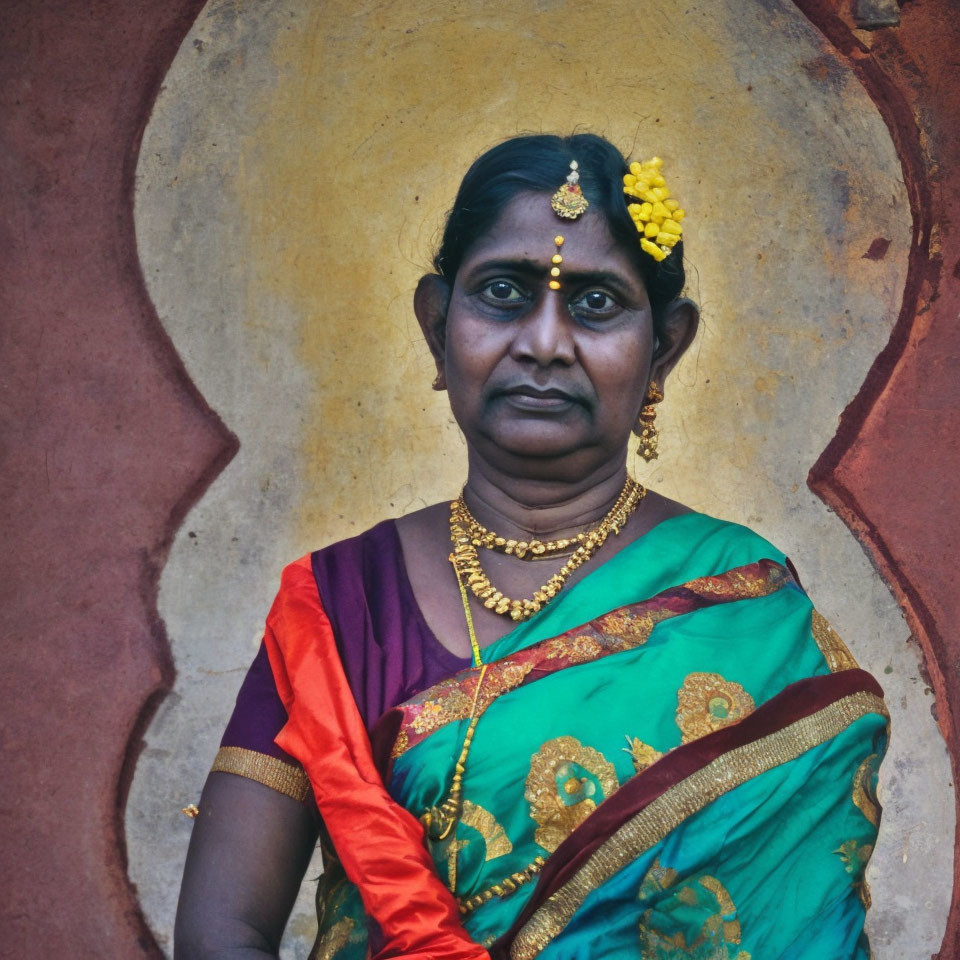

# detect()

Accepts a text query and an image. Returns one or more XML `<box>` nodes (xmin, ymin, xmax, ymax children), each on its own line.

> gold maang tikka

<box><xmin>551</xmin><ymin>159</ymin><xmax>589</xmax><ymax>219</ymax></box>
<box><xmin>548</xmin><ymin>160</ymin><xmax>588</xmax><ymax>291</ymax></box>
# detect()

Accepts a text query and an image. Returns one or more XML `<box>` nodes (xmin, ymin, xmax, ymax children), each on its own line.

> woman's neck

<box><xmin>462</xmin><ymin>456</ymin><xmax>630</xmax><ymax>541</ymax></box>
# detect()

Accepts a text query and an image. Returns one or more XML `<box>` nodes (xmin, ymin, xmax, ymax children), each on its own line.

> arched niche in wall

<box><xmin>127</xmin><ymin>1</ymin><xmax>953</xmax><ymax>955</ymax></box>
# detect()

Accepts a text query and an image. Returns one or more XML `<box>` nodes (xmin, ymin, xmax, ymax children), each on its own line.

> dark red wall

<box><xmin>0</xmin><ymin>1</ymin><xmax>235</xmax><ymax>956</ymax></box>
<box><xmin>799</xmin><ymin>1</ymin><xmax>960</xmax><ymax>953</ymax></box>
<box><xmin>0</xmin><ymin>0</ymin><xmax>956</xmax><ymax>956</ymax></box>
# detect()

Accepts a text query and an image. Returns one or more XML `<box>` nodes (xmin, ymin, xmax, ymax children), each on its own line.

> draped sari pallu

<box><xmin>266</xmin><ymin>514</ymin><xmax>888</xmax><ymax>960</ymax></box>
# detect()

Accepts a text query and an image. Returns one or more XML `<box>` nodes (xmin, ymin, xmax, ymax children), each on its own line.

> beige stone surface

<box><xmin>127</xmin><ymin>0</ymin><xmax>953</xmax><ymax>955</ymax></box>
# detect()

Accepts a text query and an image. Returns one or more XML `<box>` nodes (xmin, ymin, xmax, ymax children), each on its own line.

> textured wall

<box><xmin>0</xmin><ymin>1</ymin><xmax>232</xmax><ymax>957</ymax></box>
<box><xmin>3</xmin><ymin>0</ymin><xmax>959</xmax><ymax>958</ymax></box>
<box><xmin>125</xmin><ymin>1</ymin><xmax>951</xmax><ymax>957</ymax></box>
<box><xmin>797</xmin><ymin>0</ymin><xmax>960</xmax><ymax>951</ymax></box>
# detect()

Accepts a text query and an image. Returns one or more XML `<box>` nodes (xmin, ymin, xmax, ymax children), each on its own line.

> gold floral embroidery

<box><xmin>596</xmin><ymin>609</ymin><xmax>658</xmax><ymax>645</ymax></box>
<box><xmin>637</xmin><ymin>858</ymin><xmax>679</xmax><ymax>898</ymax></box>
<box><xmin>392</xmin><ymin>561</ymin><xmax>793</xmax><ymax>758</ymax></box>
<box><xmin>833</xmin><ymin>840</ymin><xmax>873</xmax><ymax>910</ymax></box>
<box><xmin>852</xmin><ymin>753</ymin><xmax>881</xmax><ymax>827</ymax></box>
<box><xmin>310</xmin><ymin>917</ymin><xmax>354</xmax><ymax>960</ymax></box>
<box><xmin>699</xmin><ymin>876</ymin><xmax>744</xmax><ymax>945</ymax></box>
<box><xmin>460</xmin><ymin>800</ymin><xmax>513</xmax><ymax>861</ymax></box>
<box><xmin>510</xmin><ymin>691</ymin><xmax>887</xmax><ymax>959</ymax></box>
<box><xmin>835</xmin><ymin>839</ymin><xmax>873</xmax><ymax>875</ymax></box>
<box><xmin>410</xmin><ymin>700</ymin><xmax>443</xmax><ymax>735</ymax></box>
<box><xmin>833</xmin><ymin>838</ymin><xmax>876</xmax><ymax>913</ymax></box>
<box><xmin>444</xmin><ymin>802</ymin><xmax>517</xmax><ymax>892</ymax></box>
<box><xmin>525</xmin><ymin>736</ymin><xmax>619</xmax><ymax>852</ymax></box>
<box><xmin>569</xmin><ymin>634</ymin><xmax>605</xmax><ymax>662</ymax></box>
<box><xmin>542</xmin><ymin>633</ymin><xmax>607</xmax><ymax>662</ymax></box>
<box><xmin>625</xmin><ymin>736</ymin><xmax>664</xmax><ymax>774</ymax></box>
<box><xmin>500</xmin><ymin>661</ymin><xmax>535</xmax><ymax>689</ymax></box>
<box><xmin>410</xmin><ymin>688</ymin><xmax>474</xmax><ymax>735</ymax></box>
<box><xmin>542</xmin><ymin>637</ymin><xmax>571</xmax><ymax>660</ymax></box>
<box><xmin>676</xmin><ymin>673</ymin><xmax>755</xmax><ymax>743</ymax></box>
<box><xmin>811</xmin><ymin>610</ymin><xmax>859</xmax><ymax>672</ymax></box>
<box><xmin>685</xmin><ymin>565</ymin><xmax>788</xmax><ymax>599</ymax></box>
<box><xmin>390</xmin><ymin>729</ymin><xmax>409</xmax><ymax>759</ymax></box>
<box><xmin>636</xmin><ymin>863</ymin><xmax>750</xmax><ymax>959</ymax></box>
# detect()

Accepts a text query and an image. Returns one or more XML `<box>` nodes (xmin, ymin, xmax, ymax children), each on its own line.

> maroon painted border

<box><xmin>792</xmin><ymin>5</ymin><xmax>941</xmax><ymax>699</ymax></box>
<box><xmin>791</xmin><ymin>3</ymin><xmax>960</xmax><ymax>956</ymax></box>
<box><xmin>0</xmin><ymin>1</ymin><xmax>228</xmax><ymax>956</ymax></box>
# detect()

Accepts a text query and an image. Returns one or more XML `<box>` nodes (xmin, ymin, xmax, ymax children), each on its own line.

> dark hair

<box><xmin>433</xmin><ymin>133</ymin><xmax>686</xmax><ymax>323</ymax></box>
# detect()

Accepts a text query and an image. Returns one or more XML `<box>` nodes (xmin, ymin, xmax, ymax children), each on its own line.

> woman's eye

<box><xmin>483</xmin><ymin>280</ymin><xmax>524</xmax><ymax>302</ymax></box>
<box><xmin>574</xmin><ymin>290</ymin><xmax>617</xmax><ymax>314</ymax></box>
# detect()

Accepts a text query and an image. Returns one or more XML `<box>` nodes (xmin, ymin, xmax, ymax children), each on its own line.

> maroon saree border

<box><xmin>490</xmin><ymin>667</ymin><xmax>884</xmax><ymax>956</ymax></box>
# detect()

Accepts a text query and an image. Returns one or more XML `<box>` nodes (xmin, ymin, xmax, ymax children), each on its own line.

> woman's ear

<box><xmin>650</xmin><ymin>297</ymin><xmax>700</xmax><ymax>388</ymax></box>
<box><xmin>414</xmin><ymin>274</ymin><xmax>451</xmax><ymax>390</ymax></box>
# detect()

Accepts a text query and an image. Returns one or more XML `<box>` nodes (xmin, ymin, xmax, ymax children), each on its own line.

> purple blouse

<box><xmin>220</xmin><ymin>519</ymin><xmax>471</xmax><ymax>765</ymax></box>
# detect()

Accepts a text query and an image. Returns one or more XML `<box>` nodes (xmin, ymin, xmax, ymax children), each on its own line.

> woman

<box><xmin>175</xmin><ymin>134</ymin><xmax>886</xmax><ymax>960</ymax></box>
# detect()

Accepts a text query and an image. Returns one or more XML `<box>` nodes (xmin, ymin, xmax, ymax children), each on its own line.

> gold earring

<box><xmin>635</xmin><ymin>380</ymin><xmax>663</xmax><ymax>462</ymax></box>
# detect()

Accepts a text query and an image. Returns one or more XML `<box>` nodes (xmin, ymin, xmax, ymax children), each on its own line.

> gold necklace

<box><xmin>420</xmin><ymin>564</ymin><xmax>486</xmax><ymax>866</ymax></box>
<box><xmin>449</xmin><ymin>478</ymin><xmax>645</xmax><ymax>622</ymax></box>
<box><xmin>424</xmin><ymin>479</ymin><xmax>644</xmax><ymax>892</ymax></box>
<box><xmin>454</xmin><ymin>504</ymin><xmax>590</xmax><ymax>560</ymax></box>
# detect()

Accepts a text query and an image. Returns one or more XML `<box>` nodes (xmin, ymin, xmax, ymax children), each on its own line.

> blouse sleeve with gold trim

<box><xmin>212</xmin><ymin>641</ymin><xmax>313</xmax><ymax>805</ymax></box>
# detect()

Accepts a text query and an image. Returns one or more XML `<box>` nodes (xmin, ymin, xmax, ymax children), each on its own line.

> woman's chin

<box><xmin>473</xmin><ymin>428</ymin><xmax>606</xmax><ymax>475</ymax></box>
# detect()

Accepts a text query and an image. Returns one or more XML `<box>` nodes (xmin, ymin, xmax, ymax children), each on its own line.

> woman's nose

<box><xmin>510</xmin><ymin>290</ymin><xmax>576</xmax><ymax>367</ymax></box>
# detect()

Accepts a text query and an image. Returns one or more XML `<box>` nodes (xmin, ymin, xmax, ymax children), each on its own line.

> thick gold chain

<box><xmin>449</xmin><ymin>478</ymin><xmax>645</xmax><ymax>622</ymax></box>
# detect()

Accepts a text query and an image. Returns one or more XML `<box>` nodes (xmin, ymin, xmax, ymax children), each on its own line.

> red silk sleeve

<box><xmin>263</xmin><ymin>555</ymin><xmax>489</xmax><ymax>960</ymax></box>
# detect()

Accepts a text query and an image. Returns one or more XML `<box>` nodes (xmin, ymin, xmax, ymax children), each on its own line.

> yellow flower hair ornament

<box><xmin>623</xmin><ymin>157</ymin><xmax>685</xmax><ymax>262</ymax></box>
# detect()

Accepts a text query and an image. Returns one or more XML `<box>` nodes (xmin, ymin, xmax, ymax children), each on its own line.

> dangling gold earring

<box><xmin>634</xmin><ymin>380</ymin><xmax>663</xmax><ymax>462</ymax></box>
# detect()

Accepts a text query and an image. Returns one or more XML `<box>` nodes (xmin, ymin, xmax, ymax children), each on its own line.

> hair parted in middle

<box><xmin>432</xmin><ymin>133</ymin><xmax>686</xmax><ymax>328</ymax></box>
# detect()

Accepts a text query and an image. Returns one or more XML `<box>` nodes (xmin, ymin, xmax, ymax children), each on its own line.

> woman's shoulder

<box><xmin>640</xmin><ymin>496</ymin><xmax>791</xmax><ymax>569</ymax></box>
<box><xmin>309</xmin><ymin>516</ymin><xmax>402</xmax><ymax>562</ymax></box>
<box><xmin>270</xmin><ymin>518</ymin><xmax>408</xmax><ymax>609</ymax></box>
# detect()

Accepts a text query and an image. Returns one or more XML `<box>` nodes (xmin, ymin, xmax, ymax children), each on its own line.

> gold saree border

<box><xmin>811</xmin><ymin>610</ymin><xmax>860</xmax><ymax>672</ymax></box>
<box><xmin>211</xmin><ymin>745</ymin><xmax>312</xmax><ymax>804</ymax></box>
<box><xmin>390</xmin><ymin>560</ymin><xmax>793</xmax><ymax>759</ymax></box>
<box><xmin>509</xmin><ymin>691</ymin><xmax>887</xmax><ymax>960</ymax></box>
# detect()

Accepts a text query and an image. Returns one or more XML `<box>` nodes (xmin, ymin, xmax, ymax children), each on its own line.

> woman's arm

<box><xmin>174</xmin><ymin>771</ymin><xmax>319</xmax><ymax>960</ymax></box>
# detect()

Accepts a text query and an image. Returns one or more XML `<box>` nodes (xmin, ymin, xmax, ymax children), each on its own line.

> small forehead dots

<box><xmin>549</xmin><ymin>235</ymin><xmax>564</xmax><ymax>290</ymax></box>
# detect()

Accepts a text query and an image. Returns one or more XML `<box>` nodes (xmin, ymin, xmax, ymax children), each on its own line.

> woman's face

<box><xmin>437</xmin><ymin>191</ymin><xmax>656</xmax><ymax>480</ymax></box>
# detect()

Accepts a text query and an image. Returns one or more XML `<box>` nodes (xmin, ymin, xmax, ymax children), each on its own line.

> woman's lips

<box><xmin>499</xmin><ymin>386</ymin><xmax>578</xmax><ymax>410</ymax></box>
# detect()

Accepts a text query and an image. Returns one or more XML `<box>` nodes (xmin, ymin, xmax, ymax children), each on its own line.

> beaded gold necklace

<box><xmin>449</xmin><ymin>478</ymin><xmax>646</xmax><ymax>622</ymax></box>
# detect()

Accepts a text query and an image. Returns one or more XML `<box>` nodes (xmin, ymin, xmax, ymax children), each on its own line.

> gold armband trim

<box><xmin>211</xmin><ymin>746</ymin><xmax>312</xmax><ymax>804</ymax></box>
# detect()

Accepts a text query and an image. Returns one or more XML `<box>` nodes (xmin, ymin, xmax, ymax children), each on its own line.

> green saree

<box><xmin>314</xmin><ymin>513</ymin><xmax>886</xmax><ymax>959</ymax></box>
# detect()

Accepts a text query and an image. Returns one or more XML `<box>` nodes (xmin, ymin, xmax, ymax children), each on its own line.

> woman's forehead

<box><xmin>460</xmin><ymin>192</ymin><xmax>633</xmax><ymax>272</ymax></box>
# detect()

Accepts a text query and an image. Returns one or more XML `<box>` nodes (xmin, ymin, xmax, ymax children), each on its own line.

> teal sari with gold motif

<box><xmin>310</xmin><ymin>513</ymin><xmax>886</xmax><ymax>960</ymax></box>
